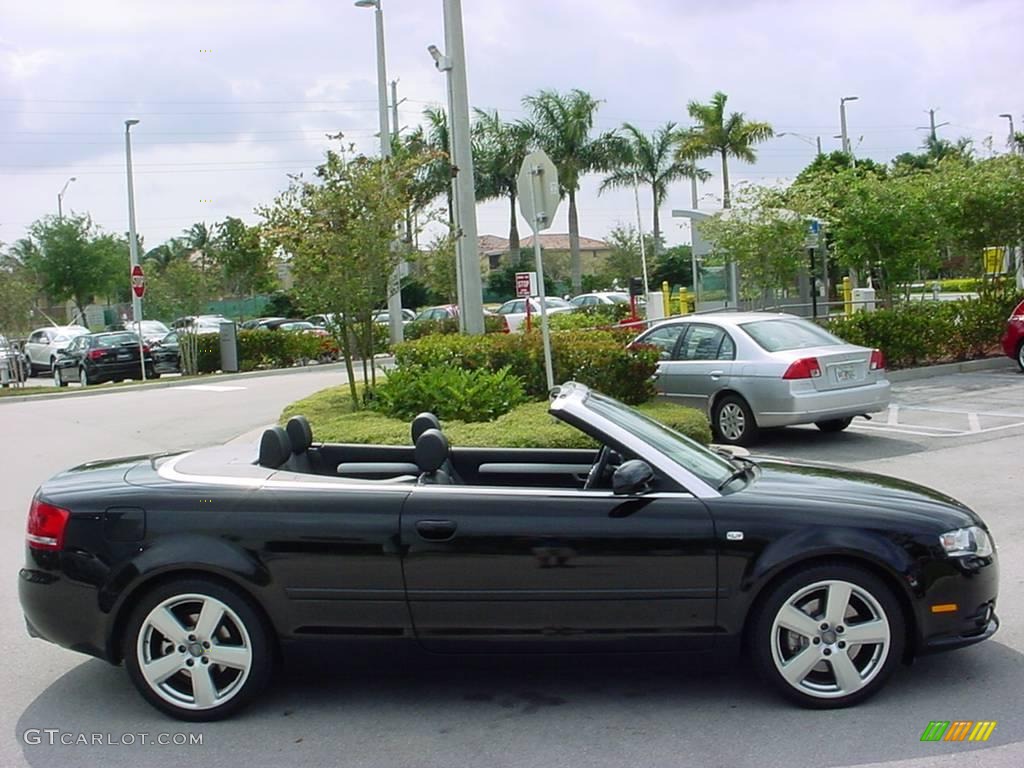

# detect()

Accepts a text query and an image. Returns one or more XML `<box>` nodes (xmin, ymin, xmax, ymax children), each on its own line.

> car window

<box><xmin>740</xmin><ymin>318</ymin><xmax>843</xmax><ymax>352</ymax></box>
<box><xmin>640</xmin><ymin>325</ymin><xmax>686</xmax><ymax>360</ymax></box>
<box><xmin>718</xmin><ymin>332</ymin><xmax>736</xmax><ymax>360</ymax></box>
<box><xmin>164</xmin><ymin>333</ymin><xmax>178</xmax><ymax>344</ymax></box>
<box><xmin>543</xmin><ymin>297</ymin><xmax>573</xmax><ymax>309</ymax></box>
<box><xmin>93</xmin><ymin>333</ymin><xmax>137</xmax><ymax>349</ymax></box>
<box><xmin>678</xmin><ymin>324</ymin><xmax>728</xmax><ymax>361</ymax></box>
<box><xmin>607</xmin><ymin>294</ymin><xmax>630</xmax><ymax>304</ymax></box>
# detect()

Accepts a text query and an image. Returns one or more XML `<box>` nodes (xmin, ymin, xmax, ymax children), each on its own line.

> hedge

<box><xmin>393</xmin><ymin>329</ymin><xmax>659</xmax><ymax>404</ymax></box>
<box><xmin>282</xmin><ymin>387</ymin><xmax>712</xmax><ymax>448</ymax></box>
<box><xmin>189</xmin><ymin>330</ymin><xmax>331</xmax><ymax>373</ymax></box>
<box><xmin>826</xmin><ymin>292</ymin><xmax>1023</xmax><ymax>369</ymax></box>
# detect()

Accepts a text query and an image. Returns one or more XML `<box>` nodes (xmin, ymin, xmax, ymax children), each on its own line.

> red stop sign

<box><xmin>131</xmin><ymin>264</ymin><xmax>145</xmax><ymax>298</ymax></box>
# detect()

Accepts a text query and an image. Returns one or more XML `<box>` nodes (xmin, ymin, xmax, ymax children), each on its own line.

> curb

<box><xmin>0</xmin><ymin>356</ymin><xmax>394</xmax><ymax>406</ymax></box>
<box><xmin>886</xmin><ymin>357</ymin><xmax>1015</xmax><ymax>383</ymax></box>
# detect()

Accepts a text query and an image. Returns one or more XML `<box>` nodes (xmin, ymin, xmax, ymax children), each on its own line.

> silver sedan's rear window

<box><xmin>740</xmin><ymin>319</ymin><xmax>843</xmax><ymax>352</ymax></box>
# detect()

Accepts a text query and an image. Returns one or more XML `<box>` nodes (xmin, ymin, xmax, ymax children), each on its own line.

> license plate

<box><xmin>117</xmin><ymin>353</ymin><xmax>130</xmax><ymax>361</ymax></box>
<box><xmin>835</xmin><ymin>365</ymin><xmax>855</xmax><ymax>382</ymax></box>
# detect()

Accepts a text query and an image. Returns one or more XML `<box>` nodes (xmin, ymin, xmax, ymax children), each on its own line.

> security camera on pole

<box><xmin>517</xmin><ymin>149</ymin><xmax>560</xmax><ymax>392</ymax></box>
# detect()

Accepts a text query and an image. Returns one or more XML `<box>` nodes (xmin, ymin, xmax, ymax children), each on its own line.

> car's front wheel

<box><xmin>1016</xmin><ymin>340</ymin><xmax>1024</xmax><ymax>372</ymax></box>
<box><xmin>751</xmin><ymin>563</ymin><xmax>905</xmax><ymax>709</ymax></box>
<box><xmin>53</xmin><ymin>367</ymin><xmax>66</xmax><ymax>388</ymax></box>
<box><xmin>712</xmin><ymin>394</ymin><xmax>759</xmax><ymax>446</ymax></box>
<box><xmin>123</xmin><ymin>578</ymin><xmax>272</xmax><ymax>721</ymax></box>
<box><xmin>815</xmin><ymin>417</ymin><xmax>854</xmax><ymax>433</ymax></box>
<box><xmin>79</xmin><ymin>366</ymin><xmax>91</xmax><ymax>386</ymax></box>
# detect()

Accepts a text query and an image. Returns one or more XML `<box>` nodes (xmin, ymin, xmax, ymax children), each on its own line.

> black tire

<box><xmin>49</xmin><ymin>356</ymin><xmax>57</xmax><ymax>375</ymax></box>
<box><xmin>79</xmin><ymin>366</ymin><xmax>91</xmax><ymax>386</ymax></box>
<box><xmin>815</xmin><ymin>417</ymin><xmax>854</xmax><ymax>433</ymax></box>
<box><xmin>122</xmin><ymin>578</ymin><xmax>272</xmax><ymax>722</ymax></box>
<box><xmin>1016</xmin><ymin>340</ymin><xmax>1024</xmax><ymax>373</ymax></box>
<box><xmin>54</xmin><ymin>367</ymin><xmax>67</xmax><ymax>388</ymax></box>
<box><xmin>750</xmin><ymin>563</ymin><xmax>905</xmax><ymax>709</ymax></box>
<box><xmin>712</xmin><ymin>393</ymin><xmax>759</xmax><ymax>446</ymax></box>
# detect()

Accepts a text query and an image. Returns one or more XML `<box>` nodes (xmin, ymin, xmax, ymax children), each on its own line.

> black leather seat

<box><xmin>415</xmin><ymin>429</ymin><xmax>453</xmax><ymax>485</ymax></box>
<box><xmin>258</xmin><ymin>426</ymin><xmax>292</xmax><ymax>469</ymax></box>
<box><xmin>410</xmin><ymin>412</ymin><xmax>461</xmax><ymax>482</ymax></box>
<box><xmin>285</xmin><ymin>415</ymin><xmax>315</xmax><ymax>473</ymax></box>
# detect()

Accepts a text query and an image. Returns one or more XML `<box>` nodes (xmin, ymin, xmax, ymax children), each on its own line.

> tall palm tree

<box><xmin>185</xmin><ymin>221</ymin><xmax>215</xmax><ymax>271</ymax></box>
<box><xmin>143</xmin><ymin>237</ymin><xmax>190</xmax><ymax>272</ymax></box>
<box><xmin>523</xmin><ymin>88</ymin><xmax>620</xmax><ymax>292</ymax></box>
<box><xmin>473</xmin><ymin>109</ymin><xmax>533</xmax><ymax>264</ymax></box>
<box><xmin>422</xmin><ymin>106</ymin><xmax>454</xmax><ymax>225</ymax></box>
<box><xmin>676</xmin><ymin>91</ymin><xmax>773</xmax><ymax>208</ymax></box>
<box><xmin>600</xmin><ymin>122</ymin><xmax>710</xmax><ymax>256</ymax></box>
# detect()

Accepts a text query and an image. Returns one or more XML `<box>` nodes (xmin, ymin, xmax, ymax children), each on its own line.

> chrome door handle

<box><xmin>710</xmin><ymin>370</ymin><xmax>724</xmax><ymax>380</ymax></box>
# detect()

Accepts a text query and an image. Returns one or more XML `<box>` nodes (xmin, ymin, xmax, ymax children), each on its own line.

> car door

<box><xmin>59</xmin><ymin>337</ymin><xmax>84</xmax><ymax>381</ymax></box>
<box><xmin>657</xmin><ymin>323</ymin><xmax>735</xmax><ymax>411</ymax></box>
<box><xmin>26</xmin><ymin>330</ymin><xmax>50</xmax><ymax>367</ymax></box>
<box><xmin>400</xmin><ymin>483</ymin><xmax>717</xmax><ymax>653</ymax></box>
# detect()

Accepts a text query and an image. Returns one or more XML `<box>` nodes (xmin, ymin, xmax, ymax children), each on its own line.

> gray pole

<box><xmin>57</xmin><ymin>194</ymin><xmax>62</xmax><ymax>221</ymax></box>
<box><xmin>124</xmin><ymin>120</ymin><xmax>146</xmax><ymax>382</ymax></box>
<box><xmin>443</xmin><ymin>0</ymin><xmax>484</xmax><ymax>335</ymax></box>
<box><xmin>816</xmin><ymin>136</ymin><xmax>822</xmax><ymax>156</ymax></box>
<box><xmin>390</xmin><ymin>79</ymin><xmax>400</xmax><ymax>143</ymax></box>
<box><xmin>528</xmin><ymin>173</ymin><xmax>555</xmax><ymax>391</ymax></box>
<box><xmin>632</xmin><ymin>172</ymin><xmax>650</xmax><ymax>299</ymax></box>
<box><xmin>840</xmin><ymin>100</ymin><xmax>849</xmax><ymax>154</ymax></box>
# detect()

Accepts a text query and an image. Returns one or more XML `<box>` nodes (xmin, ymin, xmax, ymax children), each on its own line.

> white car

<box><xmin>24</xmin><ymin>326</ymin><xmax>90</xmax><ymax>375</ymax></box>
<box><xmin>570</xmin><ymin>292</ymin><xmax>633</xmax><ymax>308</ymax></box>
<box><xmin>495</xmin><ymin>297</ymin><xmax>576</xmax><ymax>332</ymax></box>
<box><xmin>125</xmin><ymin>320</ymin><xmax>171</xmax><ymax>345</ymax></box>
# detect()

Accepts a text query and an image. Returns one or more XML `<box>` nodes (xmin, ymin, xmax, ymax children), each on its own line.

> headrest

<box><xmin>411</xmin><ymin>412</ymin><xmax>441</xmax><ymax>443</ymax></box>
<box><xmin>414</xmin><ymin>428</ymin><xmax>449</xmax><ymax>473</ymax></box>
<box><xmin>258</xmin><ymin>426</ymin><xmax>292</xmax><ymax>468</ymax></box>
<box><xmin>286</xmin><ymin>415</ymin><xmax>313</xmax><ymax>453</ymax></box>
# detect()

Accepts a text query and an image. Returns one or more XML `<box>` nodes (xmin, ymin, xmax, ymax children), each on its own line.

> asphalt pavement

<box><xmin>1</xmin><ymin>363</ymin><xmax>1022</xmax><ymax>768</ymax></box>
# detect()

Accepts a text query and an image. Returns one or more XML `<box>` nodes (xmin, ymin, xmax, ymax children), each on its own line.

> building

<box><xmin>478</xmin><ymin>233</ymin><xmax>611</xmax><ymax>278</ymax></box>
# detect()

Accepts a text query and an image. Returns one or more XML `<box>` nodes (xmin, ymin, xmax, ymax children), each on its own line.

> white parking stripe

<box><xmin>886</xmin><ymin>404</ymin><xmax>900</xmax><ymax>425</ymax></box>
<box><xmin>175</xmin><ymin>385</ymin><xmax>247</xmax><ymax>392</ymax></box>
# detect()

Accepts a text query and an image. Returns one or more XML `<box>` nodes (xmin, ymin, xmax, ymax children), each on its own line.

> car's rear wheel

<box><xmin>1017</xmin><ymin>340</ymin><xmax>1024</xmax><ymax>372</ymax></box>
<box><xmin>712</xmin><ymin>394</ymin><xmax>759</xmax><ymax>446</ymax></box>
<box><xmin>49</xmin><ymin>356</ymin><xmax>57</xmax><ymax>375</ymax></box>
<box><xmin>751</xmin><ymin>564</ymin><xmax>905</xmax><ymax>709</ymax></box>
<box><xmin>79</xmin><ymin>366</ymin><xmax>91</xmax><ymax>386</ymax></box>
<box><xmin>815</xmin><ymin>417</ymin><xmax>854</xmax><ymax>433</ymax></box>
<box><xmin>123</xmin><ymin>578</ymin><xmax>272</xmax><ymax>721</ymax></box>
<box><xmin>53</xmin><ymin>367</ymin><xmax>66</xmax><ymax>388</ymax></box>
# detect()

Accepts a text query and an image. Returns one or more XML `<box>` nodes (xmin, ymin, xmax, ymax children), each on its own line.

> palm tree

<box><xmin>422</xmin><ymin>106</ymin><xmax>454</xmax><ymax>224</ymax></box>
<box><xmin>600</xmin><ymin>122</ymin><xmax>710</xmax><ymax>256</ymax></box>
<box><xmin>143</xmin><ymin>237</ymin><xmax>190</xmax><ymax>272</ymax></box>
<box><xmin>676</xmin><ymin>91</ymin><xmax>773</xmax><ymax>208</ymax></box>
<box><xmin>473</xmin><ymin>109</ymin><xmax>533</xmax><ymax>264</ymax></box>
<box><xmin>185</xmin><ymin>221</ymin><xmax>215</xmax><ymax>271</ymax></box>
<box><xmin>523</xmin><ymin>88</ymin><xmax>620</xmax><ymax>292</ymax></box>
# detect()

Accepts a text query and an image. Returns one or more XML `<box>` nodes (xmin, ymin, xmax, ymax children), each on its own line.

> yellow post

<box><xmin>842</xmin><ymin>276</ymin><xmax>853</xmax><ymax>316</ymax></box>
<box><xmin>661</xmin><ymin>281</ymin><xmax>671</xmax><ymax>317</ymax></box>
<box><xmin>679</xmin><ymin>287</ymin><xmax>690</xmax><ymax>315</ymax></box>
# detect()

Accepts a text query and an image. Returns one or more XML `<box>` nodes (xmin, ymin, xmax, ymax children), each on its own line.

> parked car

<box><xmin>373</xmin><ymin>308</ymin><xmax>416</xmax><ymax>325</ymax></box>
<box><xmin>19</xmin><ymin>381</ymin><xmax>998</xmax><ymax>720</ymax></box>
<box><xmin>570</xmin><ymin>292</ymin><xmax>632</xmax><ymax>307</ymax></box>
<box><xmin>412</xmin><ymin>304</ymin><xmax>459</xmax><ymax>322</ymax></box>
<box><xmin>52</xmin><ymin>331</ymin><xmax>156</xmax><ymax>387</ymax></box>
<box><xmin>0</xmin><ymin>335</ymin><xmax>30</xmax><ymax>385</ymax></box>
<box><xmin>124</xmin><ymin>320</ymin><xmax>171</xmax><ymax>345</ymax></box>
<box><xmin>151</xmin><ymin>331</ymin><xmax>181</xmax><ymax>374</ymax></box>
<box><xmin>1001</xmin><ymin>297</ymin><xmax>1024</xmax><ymax>371</ymax></box>
<box><xmin>172</xmin><ymin>315</ymin><xmax>230</xmax><ymax>331</ymax></box>
<box><xmin>495</xmin><ymin>296</ymin><xmax>576</xmax><ymax>332</ymax></box>
<box><xmin>24</xmin><ymin>325</ymin><xmax>90</xmax><ymax>375</ymax></box>
<box><xmin>305</xmin><ymin>313</ymin><xmax>339</xmax><ymax>329</ymax></box>
<box><xmin>632</xmin><ymin>312</ymin><xmax>891</xmax><ymax>445</ymax></box>
<box><xmin>240</xmin><ymin>317</ymin><xmax>286</xmax><ymax>330</ymax></box>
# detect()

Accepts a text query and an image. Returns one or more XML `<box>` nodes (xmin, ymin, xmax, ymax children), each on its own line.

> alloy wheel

<box><xmin>136</xmin><ymin>593</ymin><xmax>253</xmax><ymax>712</ymax></box>
<box><xmin>770</xmin><ymin>579</ymin><xmax>891</xmax><ymax>700</ymax></box>
<box><xmin>718</xmin><ymin>403</ymin><xmax>746</xmax><ymax>442</ymax></box>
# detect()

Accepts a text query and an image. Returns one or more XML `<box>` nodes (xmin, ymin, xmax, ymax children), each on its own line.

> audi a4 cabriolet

<box><xmin>19</xmin><ymin>382</ymin><xmax>998</xmax><ymax>720</ymax></box>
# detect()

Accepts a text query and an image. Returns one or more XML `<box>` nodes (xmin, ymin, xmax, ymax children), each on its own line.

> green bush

<box><xmin>183</xmin><ymin>329</ymin><xmax>327</xmax><ymax>373</ymax></box>
<box><xmin>827</xmin><ymin>292</ymin><xmax>1023</xmax><ymax>369</ymax></box>
<box><xmin>371</xmin><ymin>365</ymin><xmax>527</xmax><ymax>422</ymax></box>
<box><xmin>393</xmin><ymin>329</ymin><xmax>658</xmax><ymax>403</ymax></box>
<box><xmin>403</xmin><ymin>314</ymin><xmax>507</xmax><ymax>340</ymax></box>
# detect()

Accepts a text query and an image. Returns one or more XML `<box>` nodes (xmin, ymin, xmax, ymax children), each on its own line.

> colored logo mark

<box><xmin>920</xmin><ymin>721</ymin><xmax>997</xmax><ymax>742</ymax></box>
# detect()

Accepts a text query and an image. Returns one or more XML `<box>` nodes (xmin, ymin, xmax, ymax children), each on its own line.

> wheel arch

<box><xmin>709</xmin><ymin>387</ymin><xmax>759</xmax><ymax>427</ymax></box>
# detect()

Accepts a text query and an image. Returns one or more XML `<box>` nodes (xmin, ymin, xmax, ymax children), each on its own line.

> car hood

<box><xmin>746</xmin><ymin>457</ymin><xmax>983</xmax><ymax>531</ymax></box>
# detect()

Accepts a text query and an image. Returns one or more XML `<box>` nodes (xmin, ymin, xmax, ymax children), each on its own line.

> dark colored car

<box><xmin>151</xmin><ymin>331</ymin><xmax>181</xmax><ymax>374</ymax></box>
<box><xmin>1001</xmin><ymin>298</ymin><xmax>1024</xmax><ymax>371</ymax></box>
<box><xmin>19</xmin><ymin>382</ymin><xmax>998</xmax><ymax>721</ymax></box>
<box><xmin>52</xmin><ymin>331</ymin><xmax>156</xmax><ymax>387</ymax></box>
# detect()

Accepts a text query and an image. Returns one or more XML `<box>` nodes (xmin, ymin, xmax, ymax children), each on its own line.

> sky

<box><xmin>1</xmin><ymin>0</ymin><xmax>1021</xmax><ymax>252</ymax></box>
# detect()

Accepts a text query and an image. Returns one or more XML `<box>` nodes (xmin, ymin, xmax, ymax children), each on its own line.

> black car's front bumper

<box><xmin>915</xmin><ymin>553</ymin><xmax>999</xmax><ymax>655</ymax></box>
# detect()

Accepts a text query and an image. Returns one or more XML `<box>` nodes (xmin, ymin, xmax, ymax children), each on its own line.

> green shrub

<box><xmin>403</xmin><ymin>314</ymin><xmax>507</xmax><ymax>340</ymax></box>
<box><xmin>184</xmin><ymin>329</ymin><xmax>327</xmax><ymax>373</ymax></box>
<box><xmin>393</xmin><ymin>329</ymin><xmax>658</xmax><ymax>403</ymax></box>
<box><xmin>372</xmin><ymin>365</ymin><xmax>527</xmax><ymax>422</ymax></box>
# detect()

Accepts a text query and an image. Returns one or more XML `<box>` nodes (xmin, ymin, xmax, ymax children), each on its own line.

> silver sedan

<box><xmin>632</xmin><ymin>312</ymin><xmax>891</xmax><ymax>445</ymax></box>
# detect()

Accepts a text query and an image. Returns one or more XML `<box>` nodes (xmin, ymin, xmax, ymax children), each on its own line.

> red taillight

<box><xmin>870</xmin><ymin>349</ymin><xmax>886</xmax><ymax>370</ymax></box>
<box><xmin>783</xmin><ymin>357</ymin><xmax>822</xmax><ymax>380</ymax></box>
<box><xmin>27</xmin><ymin>498</ymin><xmax>71</xmax><ymax>551</ymax></box>
<box><xmin>142</xmin><ymin>344</ymin><xmax>151</xmax><ymax>353</ymax></box>
<box><xmin>87</xmin><ymin>349</ymin><xmax>104</xmax><ymax>360</ymax></box>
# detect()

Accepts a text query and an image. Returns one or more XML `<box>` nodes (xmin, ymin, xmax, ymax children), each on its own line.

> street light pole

<box><xmin>57</xmin><ymin>177</ymin><xmax>76</xmax><ymax>221</ymax></box>
<box><xmin>999</xmin><ymin>113</ymin><xmax>1016</xmax><ymax>154</ymax></box>
<box><xmin>124</xmin><ymin>119</ymin><xmax>146</xmax><ymax>382</ymax></box>
<box><xmin>441</xmin><ymin>0</ymin><xmax>484</xmax><ymax>335</ymax></box>
<box><xmin>355</xmin><ymin>0</ymin><xmax>404</xmax><ymax>344</ymax></box>
<box><xmin>840</xmin><ymin>95</ymin><xmax>859</xmax><ymax>156</ymax></box>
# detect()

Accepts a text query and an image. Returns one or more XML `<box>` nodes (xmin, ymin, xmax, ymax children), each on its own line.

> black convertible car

<box><xmin>19</xmin><ymin>383</ymin><xmax>998</xmax><ymax>721</ymax></box>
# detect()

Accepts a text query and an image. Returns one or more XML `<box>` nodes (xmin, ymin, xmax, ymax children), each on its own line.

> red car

<box><xmin>1002</xmin><ymin>298</ymin><xmax>1024</xmax><ymax>371</ymax></box>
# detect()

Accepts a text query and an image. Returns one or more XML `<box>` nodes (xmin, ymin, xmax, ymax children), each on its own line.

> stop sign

<box><xmin>131</xmin><ymin>264</ymin><xmax>145</xmax><ymax>298</ymax></box>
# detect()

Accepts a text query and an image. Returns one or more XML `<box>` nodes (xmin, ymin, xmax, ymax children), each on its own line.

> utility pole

<box><xmin>840</xmin><ymin>95</ymin><xmax>859</xmax><ymax>155</ymax></box>
<box><xmin>999</xmin><ymin>114</ymin><xmax>1016</xmax><ymax>154</ymax></box>
<box><xmin>390</xmin><ymin>79</ymin><xmax>402</xmax><ymax>143</ymax></box>
<box><xmin>920</xmin><ymin>108</ymin><xmax>950</xmax><ymax>142</ymax></box>
<box><xmin>816</xmin><ymin>136</ymin><xmax>822</xmax><ymax>156</ymax></box>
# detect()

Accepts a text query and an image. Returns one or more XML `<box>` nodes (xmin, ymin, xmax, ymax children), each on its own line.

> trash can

<box><xmin>219</xmin><ymin>321</ymin><xmax>239</xmax><ymax>373</ymax></box>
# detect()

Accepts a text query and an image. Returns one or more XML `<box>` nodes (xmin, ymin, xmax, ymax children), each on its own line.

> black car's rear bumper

<box><xmin>19</xmin><ymin>567</ymin><xmax>110</xmax><ymax>662</ymax></box>
<box><xmin>86</xmin><ymin>361</ymin><xmax>152</xmax><ymax>382</ymax></box>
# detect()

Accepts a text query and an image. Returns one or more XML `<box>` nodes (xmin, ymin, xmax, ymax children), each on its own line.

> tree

<box><xmin>0</xmin><ymin>246</ymin><xmax>38</xmax><ymax>335</ymax></box>
<box><xmin>143</xmin><ymin>237</ymin><xmax>191</xmax><ymax>272</ymax></box>
<box><xmin>651</xmin><ymin>244</ymin><xmax>695</xmax><ymax>290</ymax></box>
<box><xmin>892</xmin><ymin>135</ymin><xmax>974</xmax><ymax>173</ymax></box>
<box><xmin>523</xmin><ymin>88</ymin><xmax>620</xmax><ymax>292</ymax></box>
<box><xmin>20</xmin><ymin>215</ymin><xmax>126</xmax><ymax>320</ymax></box>
<box><xmin>415</xmin><ymin>230</ymin><xmax>459</xmax><ymax>304</ymax></box>
<box><xmin>212</xmin><ymin>216</ymin><xmax>277</xmax><ymax>297</ymax></box>
<box><xmin>260</xmin><ymin>150</ymin><xmax>428</xmax><ymax>406</ymax></box>
<box><xmin>421</xmin><ymin>107</ymin><xmax>454</xmax><ymax>224</ymax></box>
<box><xmin>185</xmin><ymin>221</ymin><xmax>215</xmax><ymax>271</ymax></box>
<box><xmin>792</xmin><ymin>151</ymin><xmax>887</xmax><ymax>188</ymax></box>
<box><xmin>676</xmin><ymin>91</ymin><xmax>774</xmax><ymax>208</ymax></box>
<box><xmin>600</xmin><ymin>122</ymin><xmax>709</xmax><ymax>257</ymax></box>
<box><xmin>144</xmin><ymin>259</ymin><xmax>216</xmax><ymax>373</ymax></box>
<box><xmin>473</xmin><ymin>109</ymin><xmax>533</xmax><ymax>265</ymax></box>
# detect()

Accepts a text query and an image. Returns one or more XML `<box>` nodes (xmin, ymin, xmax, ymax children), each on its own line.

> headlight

<box><xmin>939</xmin><ymin>526</ymin><xmax>993</xmax><ymax>558</ymax></box>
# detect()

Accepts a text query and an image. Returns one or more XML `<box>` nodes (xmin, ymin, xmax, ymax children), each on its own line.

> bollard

<box><xmin>679</xmin><ymin>287</ymin><xmax>690</xmax><ymax>315</ymax></box>
<box><xmin>842</xmin><ymin>276</ymin><xmax>853</xmax><ymax>316</ymax></box>
<box><xmin>661</xmin><ymin>281</ymin><xmax>671</xmax><ymax>317</ymax></box>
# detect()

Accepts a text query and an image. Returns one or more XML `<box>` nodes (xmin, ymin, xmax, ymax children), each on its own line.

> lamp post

<box><xmin>124</xmin><ymin>119</ymin><xmax>146</xmax><ymax>382</ymax></box>
<box><xmin>355</xmin><ymin>0</ymin><xmax>404</xmax><ymax>344</ymax></box>
<box><xmin>999</xmin><ymin>113</ymin><xmax>1016</xmax><ymax>154</ymax></box>
<box><xmin>57</xmin><ymin>177</ymin><xmax>76</xmax><ymax>221</ymax></box>
<box><xmin>840</xmin><ymin>96</ymin><xmax>859</xmax><ymax>156</ymax></box>
<box><xmin>777</xmin><ymin>132</ymin><xmax>822</xmax><ymax>157</ymax></box>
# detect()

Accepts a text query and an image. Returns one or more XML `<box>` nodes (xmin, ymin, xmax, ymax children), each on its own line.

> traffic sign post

<box><xmin>131</xmin><ymin>264</ymin><xmax>145</xmax><ymax>298</ymax></box>
<box><xmin>515</xmin><ymin>271</ymin><xmax>538</xmax><ymax>332</ymax></box>
<box><xmin>129</xmin><ymin>264</ymin><xmax>147</xmax><ymax>381</ymax></box>
<box><xmin>517</xmin><ymin>150</ymin><xmax>560</xmax><ymax>392</ymax></box>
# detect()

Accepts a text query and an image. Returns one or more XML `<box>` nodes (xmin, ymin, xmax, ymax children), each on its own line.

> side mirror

<box><xmin>612</xmin><ymin>460</ymin><xmax>655</xmax><ymax>496</ymax></box>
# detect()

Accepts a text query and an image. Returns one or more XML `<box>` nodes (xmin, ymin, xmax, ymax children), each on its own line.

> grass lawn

<box><xmin>282</xmin><ymin>385</ymin><xmax>712</xmax><ymax>448</ymax></box>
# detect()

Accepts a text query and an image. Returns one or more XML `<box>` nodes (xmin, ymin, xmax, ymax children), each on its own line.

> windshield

<box><xmin>605</xmin><ymin>294</ymin><xmax>630</xmax><ymax>304</ymax></box>
<box><xmin>137</xmin><ymin>321</ymin><xmax>169</xmax><ymax>333</ymax></box>
<box><xmin>280</xmin><ymin>322</ymin><xmax>313</xmax><ymax>331</ymax></box>
<box><xmin>583</xmin><ymin>391</ymin><xmax>734</xmax><ymax>488</ymax></box>
<box><xmin>740</xmin><ymin>318</ymin><xmax>843</xmax><ymax>352</ymax></box>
